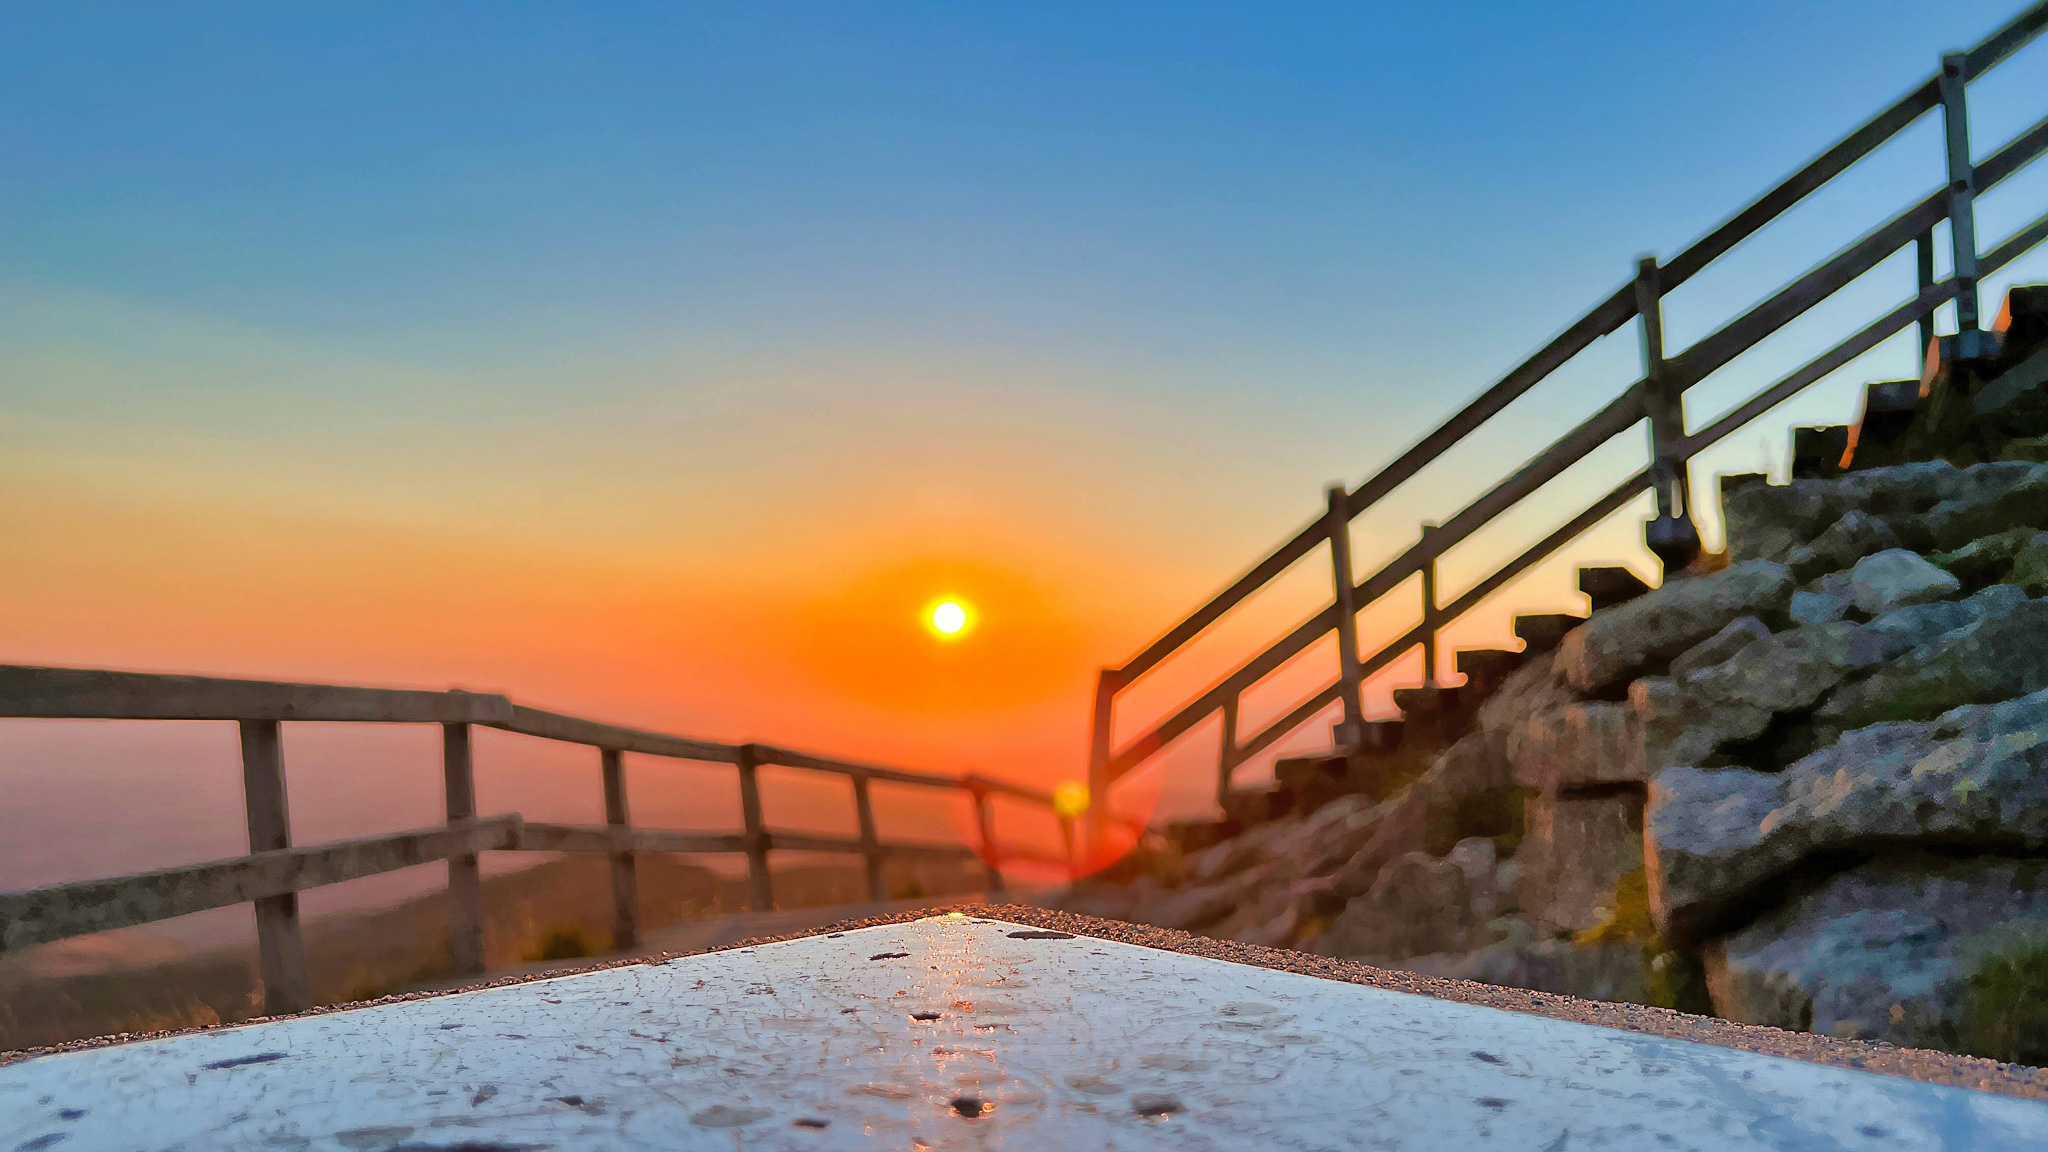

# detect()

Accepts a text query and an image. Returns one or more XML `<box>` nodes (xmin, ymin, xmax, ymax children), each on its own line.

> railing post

<box><xmin>1325</xmin><ymin>484</ymin><xmax>1366</xmax><ymax>745</ymax></box>
<box><xmin>971</xmin><ymin>784</ymin><xmax>1005</xmax><ymax>896</ymax></box>
<box><xmin>1085</xmin><ymin>669</ymin><xmax>1117</xmax><ymax>857</ymax></box>
<box><xmin>1916</xmin><ymin>228</ymin><xmax>1939</xmax><ymax>363</ymax></box>
<box><xmin>1216</xmin><ymin>695</ymin><xmax>1239</xmax><ymax>808</ymax></box>
<box><xmin>1419</xmin><ymin>522</ymin><xmax>1440</xmax><ymax>688</ymax></box>
<box><xmin>1938</xmin><ymin>51</ymin><xmax>1985</xmax><ymax>359</ymax></box>
<box><xmin>1635</xmin><ymin>255</ymin><xmax>1701</xmax><ymax>569</ymax></box>
<box><xmin>239</xmin><ymin>719</ymin><xmax>309</xmax><ymax>1015</ymax></box>
<box><xmin>441</xmin><ymin>722</ymin><xmax>485</xmax><ymax>976</ymax></box>
<box><xmin>735</xmin><ymin>744</ymin><xmax>774</xmax><ymax>912</ymax></box>
<box><xmin>1057</xmin><ymin>814</ymin><xmax>1077</xmax><ymax>881</ymax></box>
<box><xmin>852</xmin><ymin>774</ymin><xmax>887</xmax><ymax>903</ymax></box>
<box><xmin>600</xmin><ymin>747</ymin><xmax>639</xmax><ymax>950</ymax></box>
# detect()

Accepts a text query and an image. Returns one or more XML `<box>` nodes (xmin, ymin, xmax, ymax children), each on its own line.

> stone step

<box><xmin>1789</xmin><ymin>424</ymin><xmax>1849</xmax><ymax>479</ymax></box>
<box><xmin>1274</xmin><ymin>748</ymin><xmax>1349</xmax><ymax>791</ymax></box>
<box><xmin>1841</xmin><ymin>379</ymin><xmax>1921</xmax><ymax>471</ymax></box>
<box><xmin>1454</xmin><ymin>648</ymin><xmax>1523</xmax><ymax>699</ymax></box>
<box><xmin>1513</xmin><ymin>612</ymin><xmax>1584</xmax><ymax>655</ymax></box>
<box><xmin>1995</xmin><ymin>283</ymin><xmax>2048</xmax><ymax>352</ymax></box>
<box><xmin>1576</xmin><ymin>566</ymin><xmax>1649</xmax><ymax>613</ymax></box>
<box><xmin>1360</xmin><ymin>718</ymin><xmax>1405</xmax><ymax>753</ymax></box>
<box><xmin>1391</xmin><ymin>683</ymin><xmax>1461</xmax><ymax>717</ymax></box>
<box><xmin>1220</xmin><ymin>784</ymin><xmax>1294</xmax><ymax>826</ymax></box>
<box><xmin>1162</xmin><ymin>816</ymin><xmax>1240</xmax><ymax>856</ymax></box>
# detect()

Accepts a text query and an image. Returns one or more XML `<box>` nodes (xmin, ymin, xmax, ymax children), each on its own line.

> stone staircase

<box><xmin>1173</xmin><ymin>284</ymin><xmax>2048</xmax><ymax>855</ymax></box>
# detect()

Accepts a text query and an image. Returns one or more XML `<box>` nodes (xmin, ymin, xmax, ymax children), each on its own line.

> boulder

<box><xmin>1555</xmin><ymin>560</ymin><xmax>1795</xmax><ymax>693</ymax></box>
<box><xmin>1840</xmin><ymin>549</ymin><xmax>1960</xmax><ymax>616</ymax></box>
<box><xmin>1788</xmin><ymin>590</ymin><xmax>1851</xmax><ymax>625</ymax></box>
<box><xmin>1646</xmin><ymin>689</ymin><xmax>2048</xmax><ymax>943</ymax></box>
<box><xmin>1514</xmin><ymin>791</ymin><xmax>1644</xmax><ymax>934</ymax></box>
<box><xmin>1814</xmin><ymin>592</ymin><xmax>2048</xmax><ymax>737</ymax></box>
<box><xmin>1707</xmin><ymin>855</ymin><xmax>2048</xmax><ymax>1057</ymax></box>
<box><xmin>1407</xmin><ymin>917</ymin><xmax>1653</xmax><ymax>1006</ymax></box>
<box><xmin>2009</xmin><ymin>533</ymin><xmax>2048</xmax><ymax>593</ymax></box>
<box><xmin>1321</xmin><ymin>850</ymin><xmax>1478</xmax><ymax>961</ymax></box>
<box><xmin>1910</xmin><ymin>462</ymin><xmax>2048</xmax><ymax>550</ymax></box>
<box><xmin>1668</xmin><ymin>616</ymin><xmax>1771</xmax><ymax>680</ymax></box>
<box><xmin>1930</xmin><ymin>526</ymin><xmax>2039</xmax><ymax>588</ymax></box>
<box><xmin>1637</xmin><ymin>585</ymin><xmax>2027</xmax><ymax>772</ymax></box>
<box><xmin>1446</xmin><ymin>837</ymin><xmax>1500</xmax><ymax>923</ymax></box>
<box><xmin>1150</xmin><ymin>865</ymin><xmax>1269</xmax><ymax>932</ymax></box>
<box><xmin>1784</xmin><ymin>510</ymin><xmax>1902</xmax><ymax>584</ymax></box>
<box><xmin>1722</xmin><ymin>461</ymin><xmax>1966</xmax><ymax>562</ymax></box>
<box><xmin>1508</xmin><ymin>701</ymin><xmax>1643</xmax><ymax>793</ymax></box>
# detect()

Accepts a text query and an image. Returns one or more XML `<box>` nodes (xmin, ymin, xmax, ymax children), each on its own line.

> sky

<box><xmin>5</xmin><ymin>1</ymin><xmax>2048</xmax><ymax>921</ymax></box>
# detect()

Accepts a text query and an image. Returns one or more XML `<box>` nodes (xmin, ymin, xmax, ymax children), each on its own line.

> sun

<box><xmin>927</xmin><ymin>598</ymin><xmax>972</xmax><ymax>639</ymax></box>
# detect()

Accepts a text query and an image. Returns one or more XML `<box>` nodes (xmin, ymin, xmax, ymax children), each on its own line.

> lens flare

<box><xmin>1052</xmin><ymin>780</ymin><xmax>1089</xmax><ymax>818</ymax></box>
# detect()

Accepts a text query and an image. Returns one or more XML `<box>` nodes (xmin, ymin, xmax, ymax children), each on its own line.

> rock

<box><xmin>1646</xmin><ymin>689</ymin><xmax>2048</xmax><ymax>943</ymax></box>
<box><xmin>1407</xmin><ymin>918</ymin><xmax>1653</xmax><ymax>1006</ymax></box>
<box><xmin>1508</xmin><ymin>701</ymin><xmax>1643</xmax><ymax>793</ymax></box>
<box><xmin>2010</xmin><ymin>533</ymin><xmax>2048</xmax><ymax>593</ymax></box>
<box><xmin>1788</xmin><ymin>590</ymin><xmax>1851</xmax><ymax>625</ymax></box>
<box><xmin>1149</xmin><ymin>865</ymin><xmax>1270</xmax><ymax>933</ymax></box>
<box><xmin>1322</xmin><ymin>851</ymin><xmax>1478</xmax><ymax>961</ymax></box>
<box><xmin>1707</xmin><ymin>855</ymin><xmax>2048</xmax><ymax>1055</ymax></box>
<box><xmin>1784</xmin><ymin>510</ymin><xmax>1902</xmax><ymax>584</ymax></box>
<box><xmin>1841</xmin><ymin>549</ymin><xmax>1960</xmax><ymax>615</ymax></box>
<box><xmin>1555</xmin><ymin>561</ymin><xmax>1795</xmax><ymax>694</ymax></box>
<box><xmin>1637</xmin><ymin>586</ymin><xmax>2027</xmax><ymax>772</ymax></box>
<box><xmin>1930</xmin><ymin>526</ymin><xmax>2039</xmax><ymax>588</ymax></box>
<box><xmin>1815</xmin><ymin>592</ymin><xmax>2048</xmax><ymax>736</ymax></box>
<box><xmin>1639</xmin><ymin>620</ymin><xmax>1884</xmax><ymax>771</ymax></box>
<box><xmin>1514</xmin><ymin>792</ymin><xmax>1644</xmax><ymax>934</ymax></box>
<box><xmin>1446</xmin><ymin>837</ymin><xmax>1499</xmax><ymax>922</ymax></box>
<box><xmin>1668</xmin><ymin>616</ymin><xmax>1771</xmax><ymax>680</ymax></box>
<box><xmin>1911</xmin><ymin>462</ymin><xmax>2048</xmax><ymax>550</ymax></box>
<box><xmin>1722</xmin><ymin>462</ymin><xmax>1967</xmax><ymax>563</ymax></box>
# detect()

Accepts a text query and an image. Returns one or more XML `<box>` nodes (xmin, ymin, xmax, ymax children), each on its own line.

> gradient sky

<box><xmin>6</xmin><ymin>1</ymin><xmax>2048</xmax><ymax>907</ymax></box>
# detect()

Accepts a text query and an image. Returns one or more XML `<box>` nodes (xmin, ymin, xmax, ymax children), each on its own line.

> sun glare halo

<box><xmin>929</xmin><ymin>599</ymin><xmax>970</xmax><ymax>637</ymax></box>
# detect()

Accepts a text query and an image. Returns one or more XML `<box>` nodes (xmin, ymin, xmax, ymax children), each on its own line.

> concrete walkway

<box><xmin>6</xmin><ymin>912</ymin><xmax>2048</xmax><ymax>1150</ymax></box>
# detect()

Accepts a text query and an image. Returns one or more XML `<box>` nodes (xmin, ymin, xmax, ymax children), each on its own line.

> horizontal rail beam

<box><xmin>0</xmin><ymin>817</ymin><xmax>522</xmax><ymax>953</ymax></box>
<box><xmin>1674</xmin><ymin>112</ymin><xmax>2048</xmax><ymax>390</ymax></box>
<box><xmin>1105</xmin><ymin>386</ymin><xmax>1648</xmax><ymax>781</ymax></box>
<box><xmin>491</xmin><ymin>706</ymin><xmax>738</xmax><ymax>763</ymax></box>
<box><xmin>514</xmin><ymin>823</ymin><xmax>747</xmax><ymax>855</ymax></box>
<box><xmin>0</xmin><ymin>665</ymin><xmax>512</xmax><ymax>725</ymax></box>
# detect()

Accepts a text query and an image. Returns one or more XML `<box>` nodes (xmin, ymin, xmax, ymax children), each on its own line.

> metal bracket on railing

<box><xmin>1636</xmin><ymin>256</ymin><xmax>1702</xmax><ymax>571</ymax></box>
<box><xmin>1939</xmin><ymin>51</ymin><xmax>1986</xmax><ymax>359</ymax></box>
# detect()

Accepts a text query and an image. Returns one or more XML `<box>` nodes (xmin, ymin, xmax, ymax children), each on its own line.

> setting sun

<box><xmin>929</xmin><ymin>599</ymin><xmax>970</xmax><ymax>637</ymax></box>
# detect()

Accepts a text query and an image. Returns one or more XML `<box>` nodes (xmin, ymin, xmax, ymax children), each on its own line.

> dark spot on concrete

<box><xmin>1006</xmin><ymin>930</ymin><xmax>1073</xmax><ymax>939</ymax></box>
<box><xmin>950</xmin><ymin>1095</ymin><xmax>989</xmax><ymax>1118</ymax></box>
<box><xmin>1859</xmin><ymin>1127</ymin><xmax>1889</xmax><ymax>1138</ymax></box>
<box><xmin>840</xmin><ymin>1008</ymin><xmax>859</xmax><ymax>1014</ymax></box>
<box><xmin>1132</xmin><ymin>1093</ymin><xmax>1184</xmax><ymax>1118</ymax></box>
<box><xmin>56</xmin><ymin>1110</ymin><xmax>84</xmax><ymax>1121</ymax></box>
<box><xmin>438</xmin><ymin>1024</ymin><xmax>463</xmax><ymax>1030</ymax></box>
<box><xmin>1477</xmin><ymin>1097</ymin><xmax>1508</xmax><ymax>1109</ymax></box>
<box><xmin>1471</xmin><ymin>1051</ymin><xmax>1505</xmax><ymax>1065</ymax></box>
<box><xmin>470</xmin><ymin>1085</ymin><xmax>498</xmax><ymax>1107</ymax></box>
<box><xmin>828</xmin><ymin>933</ymin><xmax>844</xmax><ymax>938</ymax></box>
<box><xmin>14</xmin><ymin>1135</ymin><xmax>67</xmax><ymax>1150</ymax></box>
<box><xmin>793</xmin><ymin>1117</ymin><xmax>830</xmax><ymax>1129</ymax></box>
<box><xmin>500</xmin><ymin>1035</ymin><xmax>527</xmax><ymax>1040</ymax></box>
<box><xmin>201</xmin><ymin>1052</ymin><xmax>289</xmax><ymax>1070</ymax></box>
<box><xmin>911</xmin><ymin>1012</ymin><xmax>943</xmax><ymax>1022</ymax></box>
<box><xmin>869</xmin><ymin>952</ymin><xmax>910</xmax><ymax>960</ymax></box>
<box><xmin>382</xmin><ymin>1143</ymin><xmax>545</xmax><ymax>1151</ymax></box>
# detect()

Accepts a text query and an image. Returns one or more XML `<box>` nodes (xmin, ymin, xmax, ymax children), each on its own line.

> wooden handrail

<box><xmin>1090</xmin><ymin>4</ymin><xmax>2048</xmax><ymax>813</ymax></box>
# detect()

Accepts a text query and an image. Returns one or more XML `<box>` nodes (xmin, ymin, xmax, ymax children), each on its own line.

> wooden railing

<box><xmin>0</xmin><ymin>664</ymin><xmax>1068</xmax><ymax>1015</ymax></box>
<box><xmin>1087</xmin><ymin>2</ymin><xmax>2048</xmax><ymax>825</ymax></box>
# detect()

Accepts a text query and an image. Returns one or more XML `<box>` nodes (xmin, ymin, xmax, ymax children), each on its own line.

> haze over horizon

<box><xmin>7</xmin><ymin>1</ymin><xmax>2048</xmax><ymax>921</ymax></box>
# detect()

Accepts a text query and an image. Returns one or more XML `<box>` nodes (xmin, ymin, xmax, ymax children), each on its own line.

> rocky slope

<box><xmin>1064</xmin><ymin>299</ymin><xmax>2048</xmax><ymax>1062</ymax></box>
